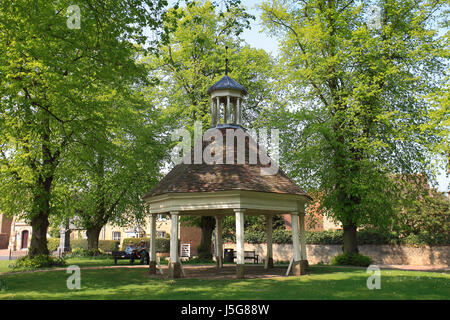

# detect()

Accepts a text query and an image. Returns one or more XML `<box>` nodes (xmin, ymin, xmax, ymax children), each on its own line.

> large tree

<box><xmin>58</xmin><ymin>86</ymin><xmax>169</xmax><ymax>251</ymax></box>
<box><xmin>259</xmin><ymin>0</ymin><xmax>448</xmax><ymax>254</ymax></box>
<box><xmin>0</xmin><ymin>0</ymin><xmax>168</xmax><ymax>257</ymax></box>
<box><xmin>149</xmin><ymin>0</ymin><xmax>275</xmax><ymax>258</ymax></box>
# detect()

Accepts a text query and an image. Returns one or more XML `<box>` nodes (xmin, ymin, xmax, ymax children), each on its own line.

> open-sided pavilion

<box><xmin>143</xmin><ymin>74</ymin><xmax>311</xmax><ymax>278</ymax></box>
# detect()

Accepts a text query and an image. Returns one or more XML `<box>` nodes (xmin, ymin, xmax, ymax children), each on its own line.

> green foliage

<box><xmin>356</xmin><ymin>230</ymin><xmax>396</xmax><ymax>245</ymax></box>
<box><xmin>0</xmin><ymin>0</ymin><xmax>170</xmax><ymax>256</ymax></box>
<box><xmin>48</xmin><ymin>229</ymin><xmax>60</xmax><ymax>239</ymax></box>
<box><xmin>48</xmin><ymin>237</ymin><xmax>111</xmax><ymax>254</ymax></box>
<box><xmin>0</xmin><ymin>279</ymin><xmax>7</xmax><ymax>291</ymax></box>
<box><xmin>330</xmin><ymin>253</ymin><xmax>373</xmax><ymax>267</ymax></box>
<box><xmin>259</xmin><ymin>0</ymin><xmax>449</xmax><ymax>254</ymax></box>
<box><xmin>98</xmin><ymin>240</ymin><xmax>120</xmax><ymax>253</ymax></box>
<box><xmin>224</xmin><ymin>228</ymin><xmax>448</xmax><ymax>246</ymax></box>
<box><xmin>10</xmin><ymin>255</ymin><xmax>66</xmax><ymax>270</ymax></box>
<box><xmin>67</xmin><ymin>248</ymin><xmax>90</xmax><ymax>257</ymax></box>
<box><xmin>188</xmin><ymin>256</ymin><xmax>215</xmax><ymax>264</ymax></box>
<box><xmin>64</xmin><ymin>248</ymin><xmax>111</xmax><ymax>258</ymax></box>
<box><xmin>149</xmin><ymin>0</ymin><xmax>273</xmax><ymax>132</ymax></box>
<box><xmin>392</xmin><ymin>190</ymin><xmax>450</xmax><ymax>245</ymax></box>
<box><xmin>121</xmin><ymin>237</ymin><xmax>170</xmax><ymax>253</ymax></box>
<box><xmin>70</xmin><ymin>239</ymin><xmax>88</xmax><ymax>250</ymax></box>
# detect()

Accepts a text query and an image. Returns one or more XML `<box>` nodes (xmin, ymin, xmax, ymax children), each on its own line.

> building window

<box><xmin>112</xmin><ymin>232</ymin><xmax>121</xmax><ymax>241</ymax></box>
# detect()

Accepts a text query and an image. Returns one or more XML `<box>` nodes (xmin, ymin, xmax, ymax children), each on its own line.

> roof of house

<box><xmin>207</xmin><ymin>75</ymin><xmax>248</xmax><ymax>95</ymax></box>
<box><xmin>143</xmin><ymin>127</ymin><xmax>310</xmax><ymax>199</ymax></box>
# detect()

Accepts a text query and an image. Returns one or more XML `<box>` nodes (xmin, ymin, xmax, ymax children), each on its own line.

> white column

<box><xmin>236</xmin><ymin>98</ymin><xmax>241</xmax><ymax>125</ymax></box>
<box><xmin>149</xmin><ymin>213</ymin><xmax>157</xmax><ymax>262</ymax></box>
<box><xmin>232</xmin><ymin>98</ymin><xmax>237</xmax><ymax>124</ymax></box>
<box><xmin>211</xmin><ymin>100</ymin><xmax>215</xmax><ymax>126</ymax></box>
<box><xmin>226</xmin><ymin>96</ymin><xmax>231</xmax><ymax>123</ymax></box>
<box><xmin>235</xmin><ymin>209</ymin><xmax>245</xmax><ymax>265</ymax></box>
<box><xmin>265</xmin><ymin>215</ymin><xmax>273</xmax><ymax>269</ymax></box>
<box><xmin>299</xmin><ymin>213</ymin><xmax>307</xmax><ymax>260</ymax></box>
<box><xmin>291</xmin><ymin>213</ymin><xmax>301</xmax><ymax>262</ymax></box>
<box><xmin>170</xmin><ymin>211</ymin><xmax>179</xmax><ymax>263</ymax></box>
<box><xmin>215</xmin><ymin>216</ymin><xmax>223</xmax><ymax>268</ymax></box>
<box><xmin>216</xmin><ymin>97</ymin><xmax>220</xmax><ymax>124</ymax></box>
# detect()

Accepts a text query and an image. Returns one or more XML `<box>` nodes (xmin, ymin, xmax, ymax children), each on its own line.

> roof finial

<box><xmin>225</xmin><ymin>46</ymin><xmax>228</xmax><ymax>76</ymax></box>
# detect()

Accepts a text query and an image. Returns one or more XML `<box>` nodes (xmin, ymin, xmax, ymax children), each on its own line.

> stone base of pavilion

<box><xmin>147</xmin><ymin>264</ymin><xmax>309</xmax><ymax>280</ymax></box>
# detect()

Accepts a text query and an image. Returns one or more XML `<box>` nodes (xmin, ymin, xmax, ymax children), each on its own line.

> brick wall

<box><xmin>180</xmin><ymin>225</ymin><xmax>202</xmax><ymax>256</ymax></box>
<box><xmin>282</xmin><ymin>213</ymin><xmax>323</xmax><ymax>231</ymax></box>
<box><xmin>0</xmin><ymin>215</ymin><xmax>12</xmax><ymax>249</ymax></box>
<box><xmin>0</xmin><ymin>214</ymin><xmax>12</xmax><ymax>235</ymax></box>
<box><xmin>223</xmin><ymin>243</ymin><xmax>449</xmax><ymax>266</ymax></box>
<box><xmin>0</xmin><ymin>234</ymin><xmax>9</xmax><ymax>249</ymax></box>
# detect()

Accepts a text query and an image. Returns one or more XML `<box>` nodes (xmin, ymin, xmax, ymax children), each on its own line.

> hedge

<box><xmin>223</xmin><ymin>229</ymin><xmax>449</xmax><ymax>246</ymax></box>
<box><xmin>121</xmin><ymin>237</ymin><xmax>170</xmax><ymax>253</ymax></box>
<box><xmin>47</xmin><ymin>238</ymin><xmax>119</xmax><ymax>252</ymax></box>
<box><xmin>47</xmin><ymin>238</ymin><xmax>60</xmax><ymax>252</ymax></box>
<box><xmin>330</xmin><ymin>253</ymin><xmax>373</xmax><ymax>267</ymax></box>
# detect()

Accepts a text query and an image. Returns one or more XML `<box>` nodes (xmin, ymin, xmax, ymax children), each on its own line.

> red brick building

<box><xmin>0</xmin><ymin>214</ymin><xmax>12</xmax><ymax>249</ymax></box>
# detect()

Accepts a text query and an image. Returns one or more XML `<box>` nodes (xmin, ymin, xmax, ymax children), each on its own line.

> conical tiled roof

<box><xmin>143</xmin><ymin>127</ymin><xmax>310</xmax><ymax>199</ymax></box>
<box><xmin>207</xmin><ymin>75</ymin><xmax>248</xmax><ymax>95</ymax></box>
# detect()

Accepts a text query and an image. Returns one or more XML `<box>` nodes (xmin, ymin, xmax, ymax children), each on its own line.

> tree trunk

<box><xmin>29</xmin><ymin>212</ymin><xmax>50</xmax><ymax>257</ymax></box>
<box><xmin>86</xmin><ymin>225</ymin><xmax>103</xmax><ymax>251</ymax></box>
<box><xmin>28</xmin><ymin>176</ymin><xmax>53</xmax><ymax>257</ymax></box>
<box><xmin>28</xmin><ymin>114</ymin><xmax>56</xmax><ymax>258</ymax></box>
<box><xmin>197</xmin><ymin>216</ymin><xmax>216</xmax><ymax>259</ymax></box>
<box><xmin>343</xmin><ymin>223</ymin><xmax>359</xmax><ymax>254</ymax></box>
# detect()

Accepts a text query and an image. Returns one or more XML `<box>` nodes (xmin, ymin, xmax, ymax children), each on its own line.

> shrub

<box><xmin>223</xmin><ymin>228</ymin><xmax>443</xmax><ymax>246</ymax></box>
<box><xmin>399</xmin><ymin>232</ymin><xmax>449</xmax><ymax>246</ymax></box>
<box><xmin>71</xmin><ymin>239</ymin><xmax>88</xmax><ymax>250</ymax></box>
<box><xmin>185</xmin><ymin>257</ymin><xmax>214</xmax><ymax>264</ymax></box>
<box><xmin>272</xmin><ymin>229</ymin><xmax>293</xmax><ymax>244</ymax></box>
<box><xmin>10</xmin><ymin>255</ymin><xmax>67</xmax><ymax>270</ymax></box>
<box><xmin>245</xmin><ymin>230</ymin><xmax>265</xmax><ymax>244</ymax></box>
<box><xmin>68</xmin><ymin>247</ymin><xmax>88</xmax><ymax>257</ymax></box>
<box><xmin>330</xmin><ymin>253</ymin><xmax>373</xmax><ymax>267</ymax></box>
<box><xmin>306</xmin><ymin>230</ymin><xmax>342</xmax><ymax>244</ymax></box>
<box><xmin>357</xmin><ymin>229</ymin><xmax>396</xmax><ymax>245</ymax></box>
<box><xmin>53</xmin><ymin>239</ymin><xmax>119</xmax><ymax>252</ymax></box>
<box><xmin>98</xmin><ymin>240</ymin><xmax>119</xmax><ymax>252</ymax></box>
<box><xmin>64</xmin><ymin>248</ymin><xmax>111</xmax><ymax>258</ymax></box>
<box><xmin>121</xmin><ymin>237</ymin><xmax>170</xmax><ymax>253</ymax></box>
<box><xmin>47</xmin><ymin>238</ymin><xmax>60</xmax><ymax>252</ymax></box>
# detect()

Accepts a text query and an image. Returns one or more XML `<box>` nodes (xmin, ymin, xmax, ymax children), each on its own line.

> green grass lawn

<box><xmin>0</xmin><ymin>262</ymin><xmax>448</xmax><ymax>300</ymax></box>
<box><xmin>0</xmin><ymin>256</ymin><xmax>125</xmax><ymax>273</ymax></box>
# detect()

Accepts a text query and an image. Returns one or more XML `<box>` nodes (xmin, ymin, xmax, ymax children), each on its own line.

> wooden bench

<box><xmin>111</xmin><ymin>250</ymin><xmax>149</xmax><ymax>265</ymax></box>
<box><xmin>233</xmin><ymin>250</ymin><xmax>259</xmax><ymax>264</ymax></box>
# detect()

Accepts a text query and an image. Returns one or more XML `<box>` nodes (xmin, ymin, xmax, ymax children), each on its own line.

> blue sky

<box><xmin>239</xmin><ymin>0</ymin><xmax>278</xmax><ymax>55</ymax></box>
